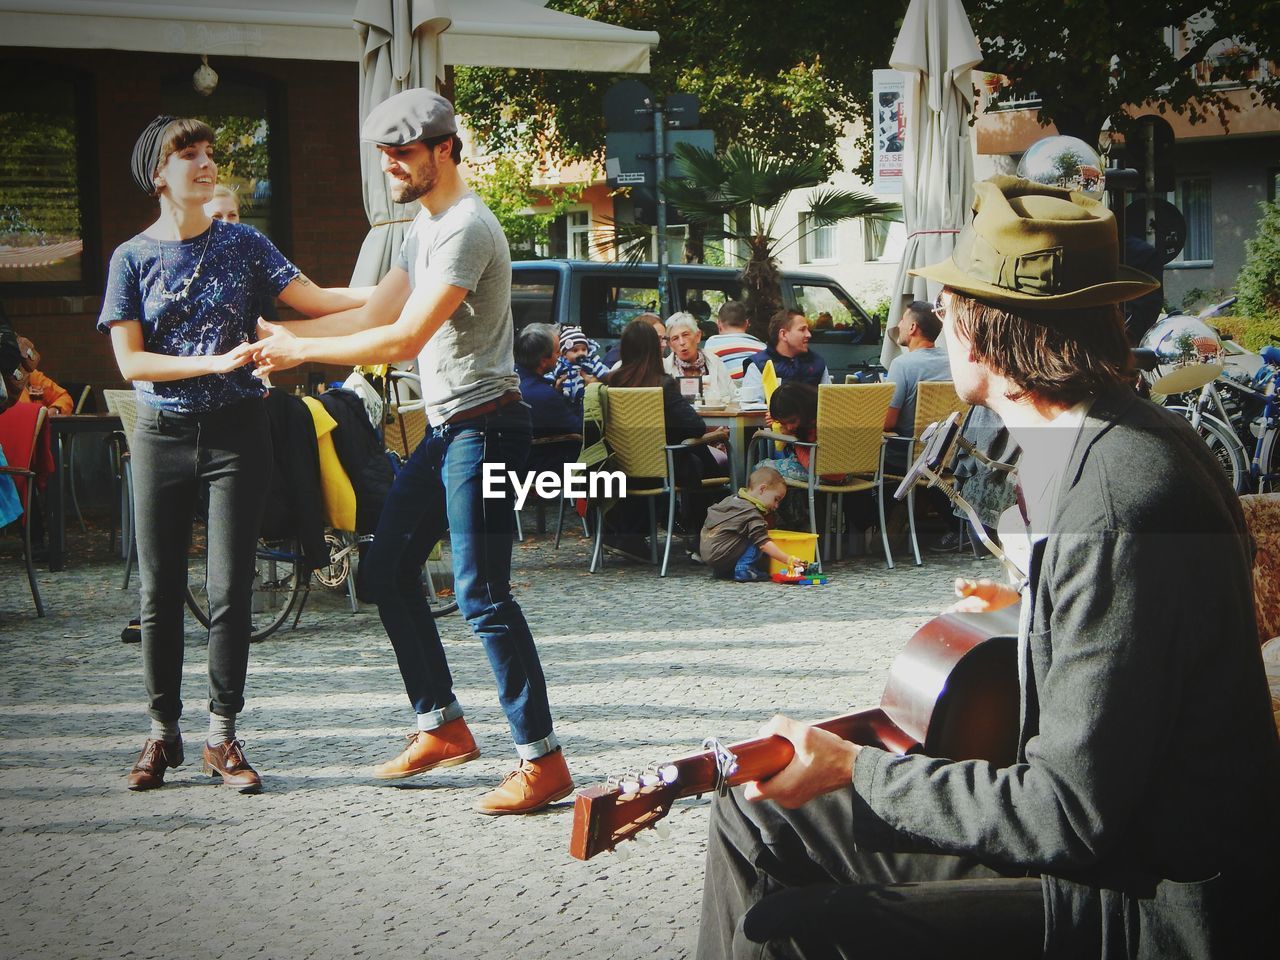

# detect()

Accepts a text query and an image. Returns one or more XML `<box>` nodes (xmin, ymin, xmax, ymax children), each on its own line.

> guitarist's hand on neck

<box><xmin>743</xmin><ymin>715</ymin><xmax>861</xmax><ymax>810</ymax></box>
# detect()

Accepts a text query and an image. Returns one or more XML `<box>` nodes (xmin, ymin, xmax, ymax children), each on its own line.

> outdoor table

<box><xmin>695</xmin><ymin>404</ymin><xmax>768</xmax><ymax>489</ymax></box>
<box><xmin>46</xmin><ymin>413</ymin><xmax>123</xmax><ymax>572</ymax></box>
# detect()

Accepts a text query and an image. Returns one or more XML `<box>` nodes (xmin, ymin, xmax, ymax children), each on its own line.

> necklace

<box><xmin>158</xmin><ymin>221</ymin><xmax>215</xmax><ymax>301</ymax></box>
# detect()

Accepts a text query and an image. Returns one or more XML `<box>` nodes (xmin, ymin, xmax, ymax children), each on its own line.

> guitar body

<box><xmin>570</xmin><ymin>608</ymin><xmax>1022</xmax><ymax>860</ymax></box>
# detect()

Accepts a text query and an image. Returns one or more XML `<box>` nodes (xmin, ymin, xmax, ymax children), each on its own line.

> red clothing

<box><xmin>0</xmin><ymin>401</ymin><xmax>53</xmax><ymax>502</ymax></box>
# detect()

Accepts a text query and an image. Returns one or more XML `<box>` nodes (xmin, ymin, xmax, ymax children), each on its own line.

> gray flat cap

<box><xmin>361</xmin><ymin>88</ymin><xmax>457</xmax><ymax>146</ymax></box>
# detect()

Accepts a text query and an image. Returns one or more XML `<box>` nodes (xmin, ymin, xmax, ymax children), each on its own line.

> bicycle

<box><xmin>184</xmin><ymin>520</ymin><xmax>458</xmax><ymax>643</ymax></box>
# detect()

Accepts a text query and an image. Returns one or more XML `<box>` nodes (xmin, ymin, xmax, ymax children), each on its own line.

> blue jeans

<box><xmin>361</xmin><ymin>403</ymin><xmax>558</xmax><ymax>760</ymax></box>
<box><xmin>734</xmin><ymin>543</ymin><xmax>766</xmax><ymax>580</ymax></box>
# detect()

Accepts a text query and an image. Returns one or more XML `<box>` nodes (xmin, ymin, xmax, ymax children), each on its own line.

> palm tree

<box><xmin>661</xmin><ymin>143</ymin><xmax>901</xmax><ymax>340</ymax></box>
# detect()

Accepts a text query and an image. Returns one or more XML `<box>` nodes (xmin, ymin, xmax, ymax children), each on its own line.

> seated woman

<box><xmin>602</xmin><ymin>318</ymin><xmax>725</xmax><ymax>560</ymax></box>
<box><xmin>662</xmin><ymin>312</ymin><xmax>734</xmax><ymax>404</ymax></box>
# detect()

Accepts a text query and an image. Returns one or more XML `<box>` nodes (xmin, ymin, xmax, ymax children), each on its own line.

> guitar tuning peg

<box><xmin>654</xmin><ymin>823</ymin><xmax>671</xmax><ymax>840</ymax></box>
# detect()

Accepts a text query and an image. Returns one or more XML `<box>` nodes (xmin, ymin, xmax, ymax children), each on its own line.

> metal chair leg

<box><xmin>877</xmin><ymin>457</ymin><xmax>895</xmax><ymax>570</ymax></box>
<box><xmin>808</xmin><ymin>483</ymin><xmax>822</xmax><ymax>574</ymax></box>
<box><xmin>554</xmin><ymin>498</ymin><xmax>566</xmax><ymax>548</ymax></box>
<box><xmin>589</xmin><ymin>504</ymin><xmax>605</xmax><ymax>572</ymax></box>
<box><xmin>22</xmin><ymin>496</ymin><xmax>44</xmax><ymax>617</ymax></box>
<box><xmin>661</xmin><ymin>490</ymin><xmax>676</xmax><ymax>577</ymax></box>
<box><xmin>66</xmin><ymin>435</ymin><xmax>87</xmax><ymax>535</ymax></box>
<box><xmin>514</xmin><ymin>506</ymin><xmax>523</xmax><ymax>542</ymax></box>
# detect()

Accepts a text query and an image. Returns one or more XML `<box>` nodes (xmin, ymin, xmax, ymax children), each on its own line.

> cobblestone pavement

<box><xmin>0</xmin><ymin>523</ymin><xmax>997</xmax><ymax>960</ymax></box>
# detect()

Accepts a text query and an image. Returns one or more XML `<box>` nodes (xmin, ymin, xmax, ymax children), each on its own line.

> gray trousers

<box><xmin>697</xmin><ymin>785</ymin><xmax>1044</xmax><ymax>960</ymax></box>
<box><xmin>130</xmin><ymin>397</ymin><xmax>271</xmax><ymax>722</ymax></box>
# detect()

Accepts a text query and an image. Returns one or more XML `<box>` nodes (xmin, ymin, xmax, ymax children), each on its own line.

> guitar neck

<box><xmin>665</xmin><ymin>707</ymin><xmax>915</xmax><ymax>800</ymax></box>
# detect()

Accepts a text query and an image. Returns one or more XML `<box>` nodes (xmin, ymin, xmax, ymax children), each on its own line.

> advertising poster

<box><xmin>872</xmin><ymin>69</ymin><xmax>905</xmax><ymax>195</ymax></box>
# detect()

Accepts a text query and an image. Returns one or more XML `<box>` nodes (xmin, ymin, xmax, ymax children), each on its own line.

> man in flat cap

<box><xmin>252</xmin><ymin>88</ymin><xmax>573</xmax><ymax>815</ymax></box>
<box><xmin>695</xmin><ymin>176</ymin><xmax>1280</xmax><ymax>957</ymax></box>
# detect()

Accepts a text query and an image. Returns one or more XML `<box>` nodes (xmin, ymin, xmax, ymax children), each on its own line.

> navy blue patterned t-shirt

<box><xmin>97</xmin><ymin>220</ymin><xmax>299</xmax><ymax>413</ymax></box>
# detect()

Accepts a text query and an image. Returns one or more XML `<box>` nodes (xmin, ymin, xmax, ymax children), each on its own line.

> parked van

<box><xmin>510</xmin><ymin>259</ymin><xmax>883</xmax><ymax>380</ymax></box>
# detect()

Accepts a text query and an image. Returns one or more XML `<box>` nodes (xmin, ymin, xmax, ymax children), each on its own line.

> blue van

<box><xmin>510</xmin><ymin>259</ymin><xmax>883</xmax><ymax>380</ymax></box>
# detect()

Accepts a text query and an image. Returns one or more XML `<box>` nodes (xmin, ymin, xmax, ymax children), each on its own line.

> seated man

<box><xmin>697</xmin><ymin>176</ymin><xmax>1280</xmax><ymax>960</ymax></box>
<box><xmin>739</xmin><ymin>309</ymin><xmax>832</xmax><ymax>404</ymax></box>
<box><xmin>515</xmin><ymin>323</ymin><xmax>581</xmax><ymax>474</ymax></box>
<box><xmin>882</xmin><ymin>299</ymin><xmax>951</xmax><ymax>473</ymax></box>
<box><xmin>704</xmin><ymin>300</ymin><xmax>764</xmax><ymax>382</ymax></box>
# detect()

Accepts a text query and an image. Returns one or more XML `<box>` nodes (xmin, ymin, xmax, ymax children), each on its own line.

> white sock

<box><xmin>150</xmin><ymin>718</ymin><xmax>180</xmax><ymax>742</ymax></box>
<box><xmin>207</xmin><ymin>713</ymin><xmax>236</xmax><ymax>746</ymax></box>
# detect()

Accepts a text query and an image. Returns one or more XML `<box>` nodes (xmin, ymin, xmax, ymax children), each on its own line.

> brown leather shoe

<box><xmin>473</xmin><ymin>749</ymin><xmax>575</xmax><ymax>816</ymax></box>
<box><xmin>127</xmin><ymin>737</ymin><xmax>184</xmax><ymax>791</ymax></box>
<box><xmin>372</xmin><ymin>717</ymin><xmax>481</xmax><ymax>780</ymax></box>
<box><xmin>202</xmin><ymin>739</ymin><xmax>262</xmax><ymax>793</ymax></box>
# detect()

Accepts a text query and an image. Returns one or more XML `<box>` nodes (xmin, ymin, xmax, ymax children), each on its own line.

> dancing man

<box><xmin>252</xmin><ymin>89</ymin><xmax>572</xmax><ymax>815</ymax></box>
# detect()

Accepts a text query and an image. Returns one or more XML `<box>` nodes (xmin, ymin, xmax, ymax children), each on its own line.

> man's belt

<box><xmin>445</xmin><ymin>390</ymin><xmax>521</xmax><ymax>425</ymax></box>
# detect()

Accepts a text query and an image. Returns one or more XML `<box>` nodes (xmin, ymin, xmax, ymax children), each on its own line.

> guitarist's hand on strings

<box><xmin>743</xmin><ymin>715</ymin><xmax>861</xmax><ymax>809</ymax></box>
<box><xmin>949</xmin><ymin>577</ymin><xmax>1020</xmax><ymax>614</ymax></box>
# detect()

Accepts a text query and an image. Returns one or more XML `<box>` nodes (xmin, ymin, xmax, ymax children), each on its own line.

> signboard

<box><xmin>872</xmin><ymin>69</ymin><xmax>905</xmax><ymax>195</ymax></box>
<box><xmin>605</xmin><ymin>129</ymin><xmax>715</xmax><ymax>226</ymax></box>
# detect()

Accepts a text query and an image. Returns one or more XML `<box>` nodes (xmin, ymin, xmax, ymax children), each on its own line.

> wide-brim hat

<box><xmin>911</xmin><ymin>176</ymin><xmax>1159</xmax><ymax>309</ymax></box>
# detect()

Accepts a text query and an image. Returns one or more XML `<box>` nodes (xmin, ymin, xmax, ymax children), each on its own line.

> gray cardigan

<box><xmin>852</xmin><ymin>387</ymin><xmax>1280</xmax><ymax>957</ymax></box>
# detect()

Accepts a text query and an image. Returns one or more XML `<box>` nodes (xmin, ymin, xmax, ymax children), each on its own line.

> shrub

<box><xmin>1237</xmin><ymin>199</ymin><xmax>1280</xmax><ymax>320</ymax></box>
<box><xmin>1206</xmin><ymin>315</ymin><xmax>1280</xmax><ymax>354</ymax></box>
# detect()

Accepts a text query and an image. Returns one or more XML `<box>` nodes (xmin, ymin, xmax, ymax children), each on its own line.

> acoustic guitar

<box><xmin>569</xmin><ymin>607</ymin><xmax>1022</xmax><ymax>861</ymax></box>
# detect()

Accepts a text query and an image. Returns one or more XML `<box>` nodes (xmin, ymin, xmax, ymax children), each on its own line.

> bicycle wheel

<box><xmin>1166</xmin><ymin>406</ymin><xmax>1249</xmax><ymax>494</ymax></box>
<box><xmin>423</xmin><ymin>535</ymin><xmax>458</xmax><ymax>618</ymax></box>
<box><xmin>1254</xmin><ymin>426</ymin><xmax>1280</xmax><ymax>494</ymax></box>
<box><xmin>184</xmin><ymin>517</ymin><xmax>303</xmax><ymax>642</ymax></box>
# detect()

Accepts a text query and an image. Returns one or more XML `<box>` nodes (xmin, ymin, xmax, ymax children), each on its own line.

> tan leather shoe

<box><xmin>127</xmin><ymin>737</ymin><xmax>184</xmax><ymax>791</ymax></box>
<box><xmin>473</xmin><ymin>749</ymin><xmax>574</xmax><ymax>816</ymax></box>
<box><xmin>202</xmin><ymin>739</ymin><xmax>262</xmax><ymax>794</ymax></box>
<box><xmin>372</xmin><ymin>717</ymin><xmax>481</xmax><ymax>780</ymax></box>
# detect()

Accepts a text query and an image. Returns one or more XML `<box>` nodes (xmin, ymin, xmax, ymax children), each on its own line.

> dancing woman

<box><xmin>99</xmin><ymin>116</ymin><xmax>367</xmax><ymax>793</ymax></box>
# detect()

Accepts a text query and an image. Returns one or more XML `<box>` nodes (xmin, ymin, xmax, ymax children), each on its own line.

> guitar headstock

<box><xmin>568</xmin><ymin>767</ymin><xmax>681</xmax><ymax>860</ymax></box>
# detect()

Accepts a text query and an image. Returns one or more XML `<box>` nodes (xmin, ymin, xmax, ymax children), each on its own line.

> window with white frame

<box><xmin>1167</xmin><ymin>176</ymin><xmax>1213</xmax><ymax>266</ymax></box>
<box><xmin>864</xmin><ymin>219</ymin><xmax>906</xmax><ymax>262</ymax></box>
<box><xmin>799</xmin><ymin>211</ymin><xmax>837</xmax><ymax>263</ymax></box>
<box><xmin>567</xmin><ymin>208</ymin><xmax>593</xmax><ymax>261</ymax></box>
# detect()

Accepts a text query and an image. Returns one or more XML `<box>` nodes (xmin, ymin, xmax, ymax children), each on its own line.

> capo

<box><xmin>702</xmin><ymin>737</ymin><xmax>740</xmax><ymax>796</ymax></box>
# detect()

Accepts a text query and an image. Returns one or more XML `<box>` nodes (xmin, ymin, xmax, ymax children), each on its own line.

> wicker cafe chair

<box><xmin>102</xmin><ymin>389</ymin><xmax>140</xmax><ymax>588</ymax></box>
<box><xmin>751</xmin><ymin>383</ymin><xmax>895</xmax><ymax>572</ymax></box>
<box><xmin>0</xmin><ymin>403</ymin><xmax>48</xmax><ymax>615</ymax></box>
<box><xmin>588</xmin><ymin>386</ymin><xmax>731</xmax><ymax>577</ymax></box>
<box><xmin>881</xmin><ymin>380</ymin><xmax>970</xmax><ymax>567</ymax></box>
<box><xmin>515</xmin><ymin>433</ymin><xmax>584</xmax><ymax>543</ymax></box>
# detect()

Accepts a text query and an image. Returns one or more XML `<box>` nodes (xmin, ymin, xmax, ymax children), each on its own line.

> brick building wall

<box><xmin>1</xmin><ymin>46</ymin><xmax>368</xmax><ymax>392</ymax></box>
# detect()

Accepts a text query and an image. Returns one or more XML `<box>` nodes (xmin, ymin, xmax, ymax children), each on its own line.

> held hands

<box><xmin>743</xmin><ymin>714</ymin><xmax>859</xmax><ymax>809</ymax></box>
<box><xmin>948</xmin><ymin>577</ymin><xmax>1020</xmax><ymax>614</ymax></box>
<box><xmin>250</xmin><ymin>318</ymin><xmax>306</xmax><ymax>377</ymax></box>
<box><xmin>207</xmin><ymin>340</ymin><xmax>259</xmax><ymax>375</ymax></box>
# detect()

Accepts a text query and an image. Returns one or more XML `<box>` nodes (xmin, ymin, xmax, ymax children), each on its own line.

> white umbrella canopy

<box><xmin>350</xmin><ymin>0</ymin><xmax>660</xmax><ymax>285</ymax></box>
<box><xmin>880</xmin><ymin>0</ymin><xmax>981</xmax><ymax>367</ymax></box>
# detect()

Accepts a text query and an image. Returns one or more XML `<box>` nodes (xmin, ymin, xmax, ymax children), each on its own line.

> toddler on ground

<box><xmin>700</xmin><ymin>464</ymin><xmax>808</xmax><ymax>582</ymax></box>
<box><xmin>551</xmin><ymin>325</ymin><xmax>609</xmax><ymax>403</ymax></box>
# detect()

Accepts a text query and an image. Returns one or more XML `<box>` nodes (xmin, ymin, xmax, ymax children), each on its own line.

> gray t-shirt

<box><xmin>887</xmin><ymin>344</ymin><xmax>952</xmax><ymax>437</ymax></box>
<box><xmin>396</xmin><ymin>192</ymin><xmax>516</xmax><ymax>425</ymax></box>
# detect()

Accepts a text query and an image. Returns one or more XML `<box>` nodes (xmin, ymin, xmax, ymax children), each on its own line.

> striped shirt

<box><xmin>704</xmin><ymin>331</ymin><xmax>765</xmax><ymax>379</ymax></box>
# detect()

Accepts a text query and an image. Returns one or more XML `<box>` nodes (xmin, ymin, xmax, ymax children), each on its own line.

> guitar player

<box><xmin>696</xmin><ymin>177</ymin><xmax>1280</xmax><ymax>959</ymax></box>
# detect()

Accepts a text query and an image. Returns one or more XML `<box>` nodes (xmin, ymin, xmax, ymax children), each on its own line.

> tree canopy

<box><xmin>454</xmin><ymin>1</ymin><xmax>904</xmax><ymax>180</ymax></box>
<box><xmin>973</xmin><ymin>0</ymin><xmax>1280</xmax><ymax>144</ymax></box>
<box><xmin>455</xmin><ymin>1</ymin><xmax>1280</xmax><ymax>175</ymax></box>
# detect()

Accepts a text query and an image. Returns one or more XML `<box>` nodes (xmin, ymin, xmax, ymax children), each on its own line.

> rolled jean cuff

<box><xmin>515</xmin><ymin>731</ymin><xmax>560</xmax><ymax>761</ymax></box>
<box><xmin>417</xmin><ymin>700</ymin><xmax>464</xmax><ymax>731</ymax></box>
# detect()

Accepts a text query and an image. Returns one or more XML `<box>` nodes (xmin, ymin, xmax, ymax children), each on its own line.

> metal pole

<box><xmin>654</xmin><ymin>105</ymin><xmax>670</xmax><ymax>317</ymax></box>
<box><xmin>1144</xmin><ymin>126</ymin><xmax>1157</xmax><ymax>247</ymax></box>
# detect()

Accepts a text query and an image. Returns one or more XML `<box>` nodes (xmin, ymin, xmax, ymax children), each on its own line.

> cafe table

<box><xmin>46</xmin><ymin>413</ymin><xmax>123</xmax><ymax>571</ymax></box>
<box><xmin>693</xmin><ymin>402</ymin><xmax>768</xmax><ymax>489</ymax></box>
